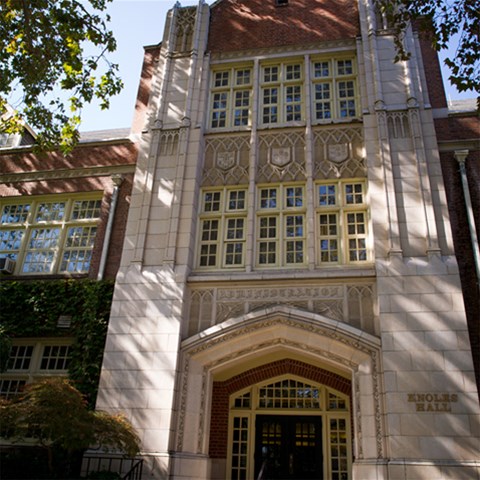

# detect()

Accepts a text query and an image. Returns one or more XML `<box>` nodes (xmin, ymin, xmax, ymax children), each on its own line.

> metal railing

<box><xmin>82</xmin><ymin>455</ymin><xmax>143</xmax><ymax>480</ymax></box>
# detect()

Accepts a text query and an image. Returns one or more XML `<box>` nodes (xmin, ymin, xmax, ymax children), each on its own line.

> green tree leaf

<box><xmin>0</xmin><ymin>0</ymin><xmax>123</xmax><ymax>152</ymax></box>
<box><xmin>0</xmin><ymin>378</ymin><xmax>140</xmax><ymax>476</ymax></box>
<box><xmin>375</xmin><ymin>0</ymin><xmax>479</xmax><ymax>94</ymax></box>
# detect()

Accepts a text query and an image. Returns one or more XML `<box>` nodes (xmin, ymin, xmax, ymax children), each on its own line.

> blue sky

<box><xmin>78</xmin><ymin>0</ymin><xmax>474</xmax><ymax>132</ymax></box>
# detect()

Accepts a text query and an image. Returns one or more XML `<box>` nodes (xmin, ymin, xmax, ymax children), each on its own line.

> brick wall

<box><xmin>417</xmin><ymin>32</ymin><xmax>447</xmax><ymax>109</ymax></box>
<box><xmin>0</xmin><ymin>141</ymin><xmax>137</xmax><ymax>174</ymax></box>
<box><xmin>0</xmin><ymin>141</ymin><xmax>137</xmax><ymax>280</ymax></box>
<box><xmin>208</xmin><ymin>0</ymin><xmax>359</xmax><ymax>54</ymax></box>
<box><xmin>209</xmin><ymin>358</ymin><xmax>351</xmax><ymax>458</ymax></box>
<box><xmin>131</xmin><ymin>45</ymin><xmax>161</xmax><ymax>135</ymax></box>
<box><xmin>434</xmin><ymin>115</ymin><xmax>479</xmax><ymax>141</ymax></box>
<box><xmin>437</xmin><ymin>114</ymin><xmax>480</xmax><ymax>396</ymax></box>
<box><xmin>85</xmin><ymin>173</ymin><xmax>133</xmax><ymax>280</ymax></box>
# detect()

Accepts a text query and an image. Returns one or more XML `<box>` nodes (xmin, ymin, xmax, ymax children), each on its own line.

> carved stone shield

<box><xmin>270</xmin><ymin>147</ymin><xmax>291</xmax><ymax>168</ymax></box>
<box><xmin>327</xmin><ymin>143</ymin><xmax>349</xmax><ymax>164</ymax></box>
<box><xmin>216</xmin><ymin>151</ymin><xmax>236</xmax><ymax>171</ymax></box>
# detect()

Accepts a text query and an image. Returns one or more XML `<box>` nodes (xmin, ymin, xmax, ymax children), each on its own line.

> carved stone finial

<box><xmin>111</xmin><ymin>174</ymin><xmax>124</xmax><ymax>187</ymax></box>
<box><xmin>454</xmin><ymin>149</ymin><xmax>469</xmax><ymax>165</ymax></box>
<box><xmin>407</xmin><ymin>97</ymin><xmax>418</xmax><ymax>109</ymax></box>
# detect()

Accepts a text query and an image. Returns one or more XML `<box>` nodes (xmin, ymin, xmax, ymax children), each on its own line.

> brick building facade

<box><xmin>0</xmin><ymin>132</ymin><xmax>136</xmax><ymax>280</ymax></box>
<box><xmin>0</xmin><ymin>130</ymin><xmax>136</xmax><ymax>406</ymax></box>
<box><xmin>1</xmin><ymin>1</ymin><xmax>479</xmax><ymax>479</ymax></box>
<box><xmin>94</xmin><ymin>1</ymin><xmax>479</xmax><ymax>479</ymax></box>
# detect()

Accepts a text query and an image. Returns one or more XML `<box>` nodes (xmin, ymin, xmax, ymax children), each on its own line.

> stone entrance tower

<box><xmin>97</xmin><ymin>1</ymin><xmax>480</xmax><ymax>478</ymax></box>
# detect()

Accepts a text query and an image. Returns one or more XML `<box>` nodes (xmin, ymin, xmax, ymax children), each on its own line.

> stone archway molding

<box><xmin>176</xmin><ymin>305</ymin><xmax>384</xmax><ymax>463</ymax></box>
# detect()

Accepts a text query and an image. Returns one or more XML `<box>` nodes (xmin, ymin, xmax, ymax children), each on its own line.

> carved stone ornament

<box><xmin>327</xmin><ymin>143</ymin><xmax>349</xmax><ymax>164</ymax></box>
<box><xmin>216</xmin><ymin>151</ymin><xmax>236</xmax><ymax>171</ymax></box>
<box><xmin>177</xmin><ymin>313</ymin><xmax>384</xmax><ymax>458</ymax></box>
<box><xmin>270</xmin><ymin>147</ymin><xmax>292</xmax><ymax>168</ymax></box>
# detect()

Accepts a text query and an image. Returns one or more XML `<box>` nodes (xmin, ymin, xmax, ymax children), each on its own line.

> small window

<box><xmin>198</xmin><ymin>187</ymin><xmax>248</xmax><ymax>269</ymax></box>
<box><xmin>7</xmin><ymin>345</ymin><xmax>34</xmax><ymax>371</ymax></box>
<box><xmin>40</xmin><ymin>345</ymin><xmax>71</xmax><ymax>370</ymax></box>
<box><xmin>256</xmin><ymin>185</ymin><xmax>306</xmax><ymax>267</ymax></box>
<box><xmin>0</xmin><ymin>340</ymin><xmax>74</xmax><ymax>399</ymax></box>
<box><xmin>260</xmin><ymin>62</ymin><xmax>303</xmax><ymax>125</ymax></box>
<box><xmin>275</xmin><ymin>0</ymin><xmax>289</xmax><ymax>5</ymax></box>
<box><xmin>316</xmin><ymin>180</ymin><xmax>369</xmax><ymax>265</ymax></box>
<box><xmin>311</xmin><ymin>57</ymin><xmax>358</xmax><ymax>122</ymax></box>
<box><xmin>209</xmin><ymin>66</ymin><xmax>253</xmax><ymax>130</ymax></box>
<box><xmin>0</xmin><ymin>379</ymin><xmax>26</xmax><ymax>399</ymax></box>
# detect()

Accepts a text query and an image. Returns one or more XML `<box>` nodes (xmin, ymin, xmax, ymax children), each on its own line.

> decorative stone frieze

<box><xmin>203</xmin><ymin>135</ymin><xmax>250</xmax><ymax>186</ymax></box>
<box><xmin>0</xmin><ymin>164</ymin><xmax>135</xmax><ymax>184</ymax></box>
<box><xmin>172</xmin><ymin>6</ymin><xmax>196</xmax><ymax>53</ymax></box>
<box><xmin>257</xmin><ymin>130</ymin><xmax>306</xmax><ymax>182</ymax></box>
<box><xmin>313</xmin><ymin>126</ymin><xmax>366</xmax><ymax>179</ymax></box>
<box><xmin>386</xmin><ymin>111</ymin><xmax>410</xmax><ymax>139</ymax></box>
<box><xmin>178</xmin><ymin>311</ymin><xmax>384</xmax><ymax>459</ymax></box>
<box><xmin>187</xmin><ymin>283</ymin><xmax>376</xmax><ymax>337</ymax></box>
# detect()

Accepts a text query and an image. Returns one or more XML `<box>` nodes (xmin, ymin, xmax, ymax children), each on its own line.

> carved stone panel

<box><xmin>203</xmin><ymin>135</ymin><xmax>250</xmax><ymax>186</ymax></box>
<box><xmin>313</xmin><ymin>126</ymin><xmax>366</xmax><ymax>179</ymax></box>
<box><xmin>257</xmin><ymin>130</ymin><xmax>306</xmax><ymax>182</ymax></box>
<box><xmin>173</xmin><ymin>6</ymin><xmax>196</xmax><ymax>53</ymax></box>
<box><xmin>187</xmin><ymin>282</ymin><xmax>376</xmax><ymax>338</ymax></box>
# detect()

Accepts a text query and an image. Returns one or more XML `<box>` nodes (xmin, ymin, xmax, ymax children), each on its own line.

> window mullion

<box><xmin>31</xmin><ymin>342</ymin><xmax>43</xmax><ymax>377</ymax></box>
<box><xmin>218</xmin><ymin>214</ymin><xmax>224</xmax><ymax>269</ymax></box>
<box><xmin>218</xmin><ymin>212</ymin><xmax>225</xmax><ymax>269</ymax></box>
<box><xmin>245</xmin><ymin>59</ymin><xmax>259</xmax><ymax>271</ymax></box>
<box><xmin>9</xmin><ymin>200</ymin><xmax>33</xmax><ymax>273</ymax></box>
<box><xmin>53</xmin><ymin>199</ymin><xmax>72</xmax><ymax>274</ymax></box>
<box><xmin>223</xmin><ymin>214</ymin><xmax>246</xmax><ymax>268</ymax></box>
<box><xmin>304</xmin><ymin>54</ymin><xmax>312</xmax><ymax>127</ymax></box>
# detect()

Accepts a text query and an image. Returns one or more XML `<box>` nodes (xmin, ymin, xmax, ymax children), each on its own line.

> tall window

<box><xmin>261</xmin><ymin>62</ymin><xmax>303</xmax><ymax>126</ymax></box>
<box><xmin>317</xmin><ymin>180</ymin><xmax>368</xmax><ymax>264</ymax></box>
<box><xmin>196</xmin><ymin>181</ymin><xmax>370</xmax><ymax>271</ymax></box>
<box><xmin>257</xmin><ymin>184</ymin><xmax>306</xmax><ymax>267</ymax></box>
<box><xmin>208</xmin><ymin>56</ymin><xmax>358</xmax><ymax>130</ymax></box>
<box><xmin>198</xmin><ymin>188</ymin><xmax>247</xmax><ymax>269</ymax></box>
<box><xmin>210</xmin><ymin>67</ymin><xmax>252</xmax><ymax>129</ymax></box>
<box><xmin>0</xmin><ymin>195</ymin><xmax>102</xmax><ymax>275</ymax></box>
<box><xmin>312</xmin><ymin>58</ymin><xmax>358</xmax><ymax>121</ymax></box>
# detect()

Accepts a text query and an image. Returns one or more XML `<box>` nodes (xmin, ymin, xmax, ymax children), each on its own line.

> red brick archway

<box><xmin>209</xmin><ymin>358</ymin><xmax>351</xmax><ymax>458</ymax></box>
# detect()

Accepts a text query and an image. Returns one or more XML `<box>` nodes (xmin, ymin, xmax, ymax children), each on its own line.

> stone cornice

<box><xmin>0</xmin><ymin>164</ymin><xmax>136</xmax><ymax>184</ymax></box>
<box><xmin>437</xmin><ymin>139</ymin><xmax>480</xmax><ymax>152</ymax></box>
<box><xmin>188</xmin><ymin>267</ymin><xmax>376</xmax><ymax>284</ymax></box>
<box><xmin>0</xmin><ymin>136</ymin><xmax>133</xmax><ymax>155</ymax></box>
<box><xmin>209</xmin><ymin>39</ymin><xmax>357</xmax><ymax>63</ymax></box>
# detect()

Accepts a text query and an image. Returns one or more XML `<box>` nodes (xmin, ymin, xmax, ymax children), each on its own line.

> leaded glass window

<box><xmin>0</xmin><ymin>195</ymin><xmax>102</xmax><ymax>274</ymax></box>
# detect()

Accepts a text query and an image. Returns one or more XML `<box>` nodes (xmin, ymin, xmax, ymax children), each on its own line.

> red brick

<box><xmin>208</xmin><ymin>0</ymin><xmax>359</xmax><ymax>54</ymax></box>
<box><xmin>209</xmin><ymin>358</ymin><xmax>352</xmax><ymax>458</ymax></box>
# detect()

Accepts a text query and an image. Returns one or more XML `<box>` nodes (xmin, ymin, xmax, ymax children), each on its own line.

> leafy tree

<box><xmin>375</xmin><ymin>0</ymin><xmax>479</xmax><ymax>94</ymax></box>
<box><xmin>0</xmin><ymin>378</ymin><xmax>140</xmax><ymax>478</ymax></box>
<box><xmin>0</xmin><ymin>0</ymin><xmax>123</xmax><ymax>152</ymax></box>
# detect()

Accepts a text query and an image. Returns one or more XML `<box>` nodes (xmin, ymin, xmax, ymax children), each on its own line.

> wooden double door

<box><xmin>254</xmin><ymin>415</ymin><xmax>323</xmax><ymax>480</ymax></box>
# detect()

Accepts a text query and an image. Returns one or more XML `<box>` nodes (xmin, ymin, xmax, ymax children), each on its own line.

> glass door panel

<box><xmin>254</xmin><ymin>415</ymin><xmax>323</xmax><ymax>480</ymax></box>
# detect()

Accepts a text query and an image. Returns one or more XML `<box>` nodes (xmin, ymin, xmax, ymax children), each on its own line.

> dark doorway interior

<box><xmin>254</xmin><ymin>415</ymin><xmax>323</xmax><ymax>480</ymax></box>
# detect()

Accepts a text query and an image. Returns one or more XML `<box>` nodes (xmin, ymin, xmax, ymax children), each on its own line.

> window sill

<box><xmin>312</xmin><ymin>117</ymin><xmax>362</xmax><ymax>126</ymax></box>
<box><xmin>0</xmin><ymin>273</ymin><xmax>90</xmax><ymax>282</ymax></box>
<box><xmin>188</xmin><ymin>265</ymin><xmax>376</xmax><ymax>283</ymax></box>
